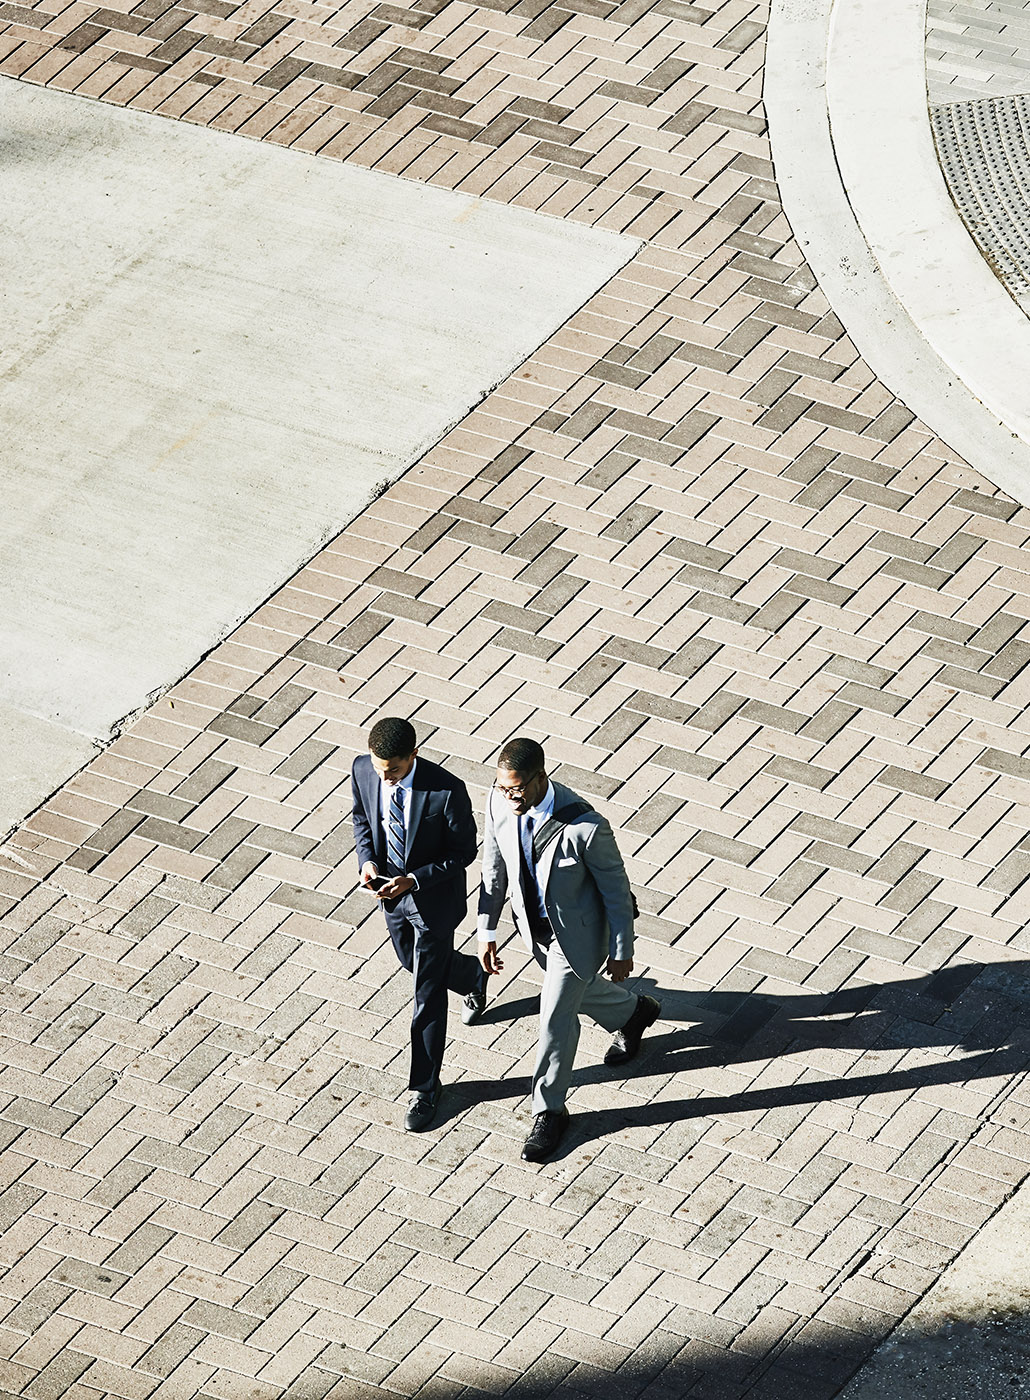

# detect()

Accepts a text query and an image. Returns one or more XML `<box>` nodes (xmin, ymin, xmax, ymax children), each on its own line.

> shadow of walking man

<box><xmin>567</xmin><ymin>959</ymin><xmax>1030</xmax><ymax>1147</ymax></box>
<box><xmin>447</xmin><ymin>960</ymin><xmax>1030</xmax><ymax>1148</ymax></box>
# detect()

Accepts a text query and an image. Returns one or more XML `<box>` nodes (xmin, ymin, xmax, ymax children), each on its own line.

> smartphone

<box><xmin>365</xmin><ymin>875</ymin><xmax>387</xmax><ymax>892</ymax></box>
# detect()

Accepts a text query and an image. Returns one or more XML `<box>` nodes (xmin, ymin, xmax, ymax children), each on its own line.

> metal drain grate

<box><xmin>931</xmin><ymin>92</ymin><xmax>1030</xmax><ymax>313</ymax></box>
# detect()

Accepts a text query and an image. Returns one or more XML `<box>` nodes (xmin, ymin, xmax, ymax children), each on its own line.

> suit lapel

<box><xmin>496</xmin><ymin>798</ymin><xmax>527</xmax><ymax>921</ymax></box>
<box><xmin>407</xmin><ymin>786</ymin><xmax>427</xmax><ymax>862</ymax></box>
<box><xmin>537</xmin><ymin>835</ymin><xmax>559</xmax><ymax>894</ymax></box>
<box><xmin>535</xmin><ymin>782</ymin><xmax>572</xmax><ymax>895</ymax></box>
<box><xmin>366</xmin><ymin>764</ymin><xmax>387</xmax><ymax>864</ymax></box>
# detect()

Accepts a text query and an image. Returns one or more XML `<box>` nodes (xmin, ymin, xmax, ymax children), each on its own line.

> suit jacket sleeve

<box><xmin>477</xmin><ymin>789</ymin><xmax>508</xmax><ymax>937</ymax></box>
<box><xmin>581</xmin><ymin>815</ymin><xmax>635</xmax><ymax>962</ymax></box>
<box><xmin>407</xmin><ymin>778</ymin><xmax>477</xmax><ymax>890</ymax></box>
<box><xmin>351</xmin><ymin>759</ymin><xmax>377</xmax><ymax>871</ymax></box>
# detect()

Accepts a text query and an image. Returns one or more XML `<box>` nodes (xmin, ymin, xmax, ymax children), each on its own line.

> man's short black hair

<box><xmin>368</xmin><ymin>717</ymin><xmax>417</xmax><ymax>760</ymax></box>
<box><xmin>497</xmin><ymin>736</ymin><xmax>545</xmax><ymax>776</ymax></box>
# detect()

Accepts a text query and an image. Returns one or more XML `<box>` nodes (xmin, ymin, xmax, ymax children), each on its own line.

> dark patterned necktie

<box><xmin>387</xmin><ymin>787</ymin><xmax>406</xmax><ymax>875</ymax></box>
<box><xmin>519</xmin><ymin>815</ymin><xmax>535</xmax><ymax>903</ymax></box>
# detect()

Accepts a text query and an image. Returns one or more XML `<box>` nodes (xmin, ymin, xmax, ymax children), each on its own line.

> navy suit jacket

<box><xmin>351</xmin><ymin>754</ymin><xmax>477</xmax><ymax>930</ymax></box>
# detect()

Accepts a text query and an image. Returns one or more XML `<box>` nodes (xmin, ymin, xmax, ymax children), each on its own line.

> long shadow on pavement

<box><xmin>443</xmin><ymin>959</ymin><xmax>1030</xmax><ymax>1145</ymax></box>
<box><xmin>438</xmin><ymin>1310</ymin><xmax>1030</xmax><ymax>1400</ymax></box>
<box><xmin>370</xmin><ymin>962</ymin><xmax>1030</xmax><ymax>1400</ymax></box>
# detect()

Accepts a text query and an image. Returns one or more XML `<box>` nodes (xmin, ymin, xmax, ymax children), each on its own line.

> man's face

<box><xmin>371</xmin><ymin>749</ymin><xmax>417</xmax><ymax>785</ymax></box>
<box><xmin>494</xmin><ymin>766</ymin><xmax>546</xmax><ymax>816</ymax></box>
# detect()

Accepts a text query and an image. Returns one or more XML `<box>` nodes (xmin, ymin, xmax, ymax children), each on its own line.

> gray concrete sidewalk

<box><xmin>0</xmin><ymin>77</ymin><xmax>635</xmax><ymax>837</ymax></box>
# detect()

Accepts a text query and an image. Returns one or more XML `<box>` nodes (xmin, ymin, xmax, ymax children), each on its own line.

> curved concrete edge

<box><xmin>766</xmin><ymin>0</ymin><xmax>1030</xmax><ymax>507</ymax></box>
<box><xmin>829</xmin><ymin>0</ymin><xmax>1030</xmax><ymax>446</ymax></box>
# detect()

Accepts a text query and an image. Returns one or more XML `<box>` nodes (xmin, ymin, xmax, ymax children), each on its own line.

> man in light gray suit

<box><xmin>478</xmin><ymin>737</ymin><xmax>661</xmax><ymax>1161</ymax></box>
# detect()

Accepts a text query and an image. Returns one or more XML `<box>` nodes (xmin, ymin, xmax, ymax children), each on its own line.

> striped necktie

<box><xmin>387</xmin><ymin>787</ymin><xmax>406</xmax><ymax>875</ymax></box>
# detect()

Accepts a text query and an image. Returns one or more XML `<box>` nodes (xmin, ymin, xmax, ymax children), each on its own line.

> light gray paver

<box><xmin>928</xmin><ymin>0</ymin><xmax>1030</xmax><ymax>102</ymax></box>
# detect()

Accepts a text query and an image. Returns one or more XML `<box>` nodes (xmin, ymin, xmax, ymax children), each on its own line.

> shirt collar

<box><xmin>523</xmin><ymin>781</ymin><xmax>554</xmax><ymax>823</ymax></box>
<box><xmin>382</xmin><ymin>758</ymin><xmax>417</xmax><ymax>795</ymax></box>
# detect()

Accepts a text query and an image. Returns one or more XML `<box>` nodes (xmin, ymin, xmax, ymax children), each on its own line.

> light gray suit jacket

<box><xmin>476</xmin><ymin>781</ymin><xmax>635</xmax><ymax>980</ymax></box>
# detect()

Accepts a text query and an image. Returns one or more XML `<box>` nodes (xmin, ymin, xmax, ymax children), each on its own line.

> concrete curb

<box><xmin>766</xmin><ymin>0</ymin><xmax>1030</xmax><ymax>506</ymax></box>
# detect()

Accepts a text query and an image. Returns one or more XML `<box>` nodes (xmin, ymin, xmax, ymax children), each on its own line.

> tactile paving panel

<box><xmin>931</xmin><ymin>92</ymin><xmax>1030</xmax><ymax>313</ymax></box>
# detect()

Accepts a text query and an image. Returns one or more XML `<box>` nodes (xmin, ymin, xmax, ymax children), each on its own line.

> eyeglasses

<box><xmin>494</xmin><ymin>774</ymin><xmax>543</xmax><ymax>800</ymax></box>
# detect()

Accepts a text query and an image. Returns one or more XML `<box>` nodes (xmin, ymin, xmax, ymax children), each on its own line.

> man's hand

<box><xmin>360</xmin><ymin>862</ymin><xmax>379</xmax><ymax>887</ymax></box>
<box><xmin>480</xmin><ymin>941</ymin><xmax>503</xmax><ymax>975</ymax></box>
<box><xmin>377</xmin><ymin>875</ymin><xmax>415</xmax><ymax>899</ymax></box>
<box><xmin>607</xmin><ymin>957</ymin><xmax>633</xmax><ymax>982</ymax></box>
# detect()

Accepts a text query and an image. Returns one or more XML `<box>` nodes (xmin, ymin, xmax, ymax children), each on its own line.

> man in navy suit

<box><xmin>351</xmin><ymin>717</ymin><xmax>485</xmax><ymax>1132</ymax></box>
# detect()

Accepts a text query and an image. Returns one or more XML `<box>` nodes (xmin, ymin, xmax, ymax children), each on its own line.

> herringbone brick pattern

<box><xmin>4</xmin><ymin>0</ymin><xmax>1030</xmax><ymax>1397</ymax></box>
<box><xmin>928</xmin><ymin>0</ymin><xmax>1030</xmax><ymax>104</ymax></box>
<box><xmin>0</xmin><ymin>0</ymin><xmax>766</xmax><ymax>243</ymax></box>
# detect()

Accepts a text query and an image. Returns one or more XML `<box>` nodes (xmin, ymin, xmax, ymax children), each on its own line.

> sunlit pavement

<box><xmin>3</xmin><ymin>1</ymin><xmax>1030</xmax><ymax>1397</ymax></box>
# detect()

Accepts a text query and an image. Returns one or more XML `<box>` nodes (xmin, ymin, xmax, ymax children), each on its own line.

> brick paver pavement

<box><xmin>928</xmin><ymin>0</ymin><xmax>1030</xmax><ymax>103</ymax></box>
<box><xmin>4</xmin><ymin>1</ymin><xmax>1030</xmax><ymax>1397</ymax></box>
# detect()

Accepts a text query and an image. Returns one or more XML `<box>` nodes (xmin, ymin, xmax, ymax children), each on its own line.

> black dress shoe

<box><xmin>461</xmin><ymin>990</ymin><xmax>486</xmax><ymax>1026</ymax></box>
<box><xmin>521</xmin><ymin>1108</ymin><xmax>569</xmax><ymax>1162</ymax></box>
<box><xmin>461</xmin><ymin>967</ymin><xmax>488</xmax><ymax>1026</ymax></box>
<box><xmin>404</xmin><ymin>1088</ymin><xmax>439</xmax><ymax>1132</ymax></box>
<box><xmin>604</xmin><ymin>994</ymin><xmax>661</xmax><ymax>1066</ymax></box>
